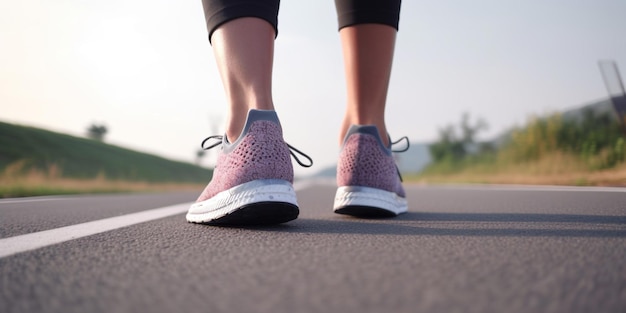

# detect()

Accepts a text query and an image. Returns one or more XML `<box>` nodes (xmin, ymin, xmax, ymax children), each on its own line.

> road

<box><xmin>1</xmin><ymin>182</ymin><xmax>625</xmax><ymax>313</ymax></box>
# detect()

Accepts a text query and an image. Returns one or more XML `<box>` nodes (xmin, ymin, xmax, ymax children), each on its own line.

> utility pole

<box><xmin>598</xmin><ymin>60</ymin><xmax>626</xmax><ymax>130</ymax></box>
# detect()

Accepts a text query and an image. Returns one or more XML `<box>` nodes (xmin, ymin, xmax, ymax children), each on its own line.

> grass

<box><xmin>413</xmin><ymin>108</ymin><xmax>626</xmax><ymax>187</ymax></box>
<box><xmin>0</xmin><ymin>175</ymin><xmax>204</xmax><ymax>198</ymax></box>
<box><xmin>0</xmin><ymin>121</ymin><xmax>212</xmax><ymax>183</ymax></box>
<box><xmin>0</xmin><ymin>170</ymin><xmax>205</xmax><ymax>198</ymax></box>
<box><xmin>0</xmin><ymin>120</ymin><xmax>212</xmax><ymax>198</ymax></box>
<box><xmin>408</xmin><ymin>152</ymin><xmax>626</xmax><ymax>187</ymax></box>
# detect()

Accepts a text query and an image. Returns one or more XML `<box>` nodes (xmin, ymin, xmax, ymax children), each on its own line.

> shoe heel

<box><xmin>187</xmin><ymin>179</ymin><xmax>298</xmax><ymax>225</ymax></box>
<box><xmin>334</xmin><ymin>186</ymin><xmax>407</xmax><ymax>217</ymax></box>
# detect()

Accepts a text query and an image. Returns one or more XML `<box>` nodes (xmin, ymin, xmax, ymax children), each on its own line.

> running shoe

<box><xmin>334</xmin><ymin>125</ymin><xmax>409</xmax><ymax>217</ymax></box>
<box><xmin>186</xmin><ymin>109</ymin><xmax>312</xmax><ymax>225</ymax></box>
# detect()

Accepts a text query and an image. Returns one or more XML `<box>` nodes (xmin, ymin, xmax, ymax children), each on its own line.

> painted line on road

<box><xmin>300</xmin><ymin>178</ymin><xmax>626</xmax><ymax>193</ymax></box>
<box><xmin>0</xmin><ymin>202</ymin><xmax>192</xmax><ymax>259</ymax></box>
<box><xmin>0</xmin><ymin>182</ymin><xmax>312</xmax><ymax>259</ymax></box>
<box><xmin>426</xmin><ymin>184</ymin><xmax>626</xmax><ymax>193</ymax></box>
<box><xmin>0</xmin><ymin>197</ymin><xmax>72</xmax><ymax>205</ymax></box>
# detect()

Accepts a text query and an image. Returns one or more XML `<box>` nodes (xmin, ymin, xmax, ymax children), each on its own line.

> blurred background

<box><xmin>1</xmin><ymin>0</ymin><xmax>625</xmax><ymax>197</ymax></box>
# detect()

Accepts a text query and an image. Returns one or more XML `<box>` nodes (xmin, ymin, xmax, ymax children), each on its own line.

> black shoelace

<box><xmin>391</xmin><ymin>136</ymin><xmax>410</xmax><ymax>153</ymax></box>
<box><xmin>200</xmin><ymin>135</ymin><xmax>313</xmax><ymax>168</ymax></box>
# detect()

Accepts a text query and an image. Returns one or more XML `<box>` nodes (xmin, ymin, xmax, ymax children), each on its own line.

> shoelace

<box><xmin>390</xmin><ymin>136</ymin><xmax>410</xmax><ymax>182</ymax></box>
<box><xmin>200</xmin><ymin>135</ymin><xmax>313</xmax><ymax>168</ymax></box>
<box><xmin>391</xmin><ymin>136</ymin><xmax>410</xmax><ymax>153</ymax></box>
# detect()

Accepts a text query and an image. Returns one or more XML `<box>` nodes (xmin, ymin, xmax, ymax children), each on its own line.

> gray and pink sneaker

<box><xmin>334</xmin><ymin>125</ymin><xmax>408</xmax><ymax>217</ymax></box>
<box><xmin>186</xmin><ymin>109</ymin><xmax>312</xmax><ymax>225</ymax></box>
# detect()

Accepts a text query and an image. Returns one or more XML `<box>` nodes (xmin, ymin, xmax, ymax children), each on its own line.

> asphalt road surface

<box><xmin>1</xmin><ymin>181</ymin><xmax>625</xmax><ymax>313</ymax></box>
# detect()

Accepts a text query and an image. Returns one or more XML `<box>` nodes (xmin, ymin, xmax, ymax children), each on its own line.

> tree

<box><xmin>429</xmin><ymin>113</ymin><xmax>488</xmax><ymax>162</ymax></box>
<box><xmin>460</xmin><ymin>112</ymin><xmax>488</xmax><ymax>145</ymax></box>
<box><xmin>87</xmin><ymin>123</ymin><xmax>108</xmax><ymax>142</ymax></box>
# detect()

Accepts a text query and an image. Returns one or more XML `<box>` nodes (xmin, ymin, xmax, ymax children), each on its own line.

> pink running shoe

<box><xmin>186</xmin><ymin>109</ymin><xmax>312</xmax><ymax>225</ymax></box>
<box><xmin>334</xmin><ymin>125</ymin><xmax>409</xmax><ymax>217</ymax></box>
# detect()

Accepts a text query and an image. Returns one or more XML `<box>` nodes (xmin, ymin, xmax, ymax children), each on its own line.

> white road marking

<box><xmin>0</xmin><ymin>182</ymin><xmax>312</xmax><ymax>258</ymax></box>
<box><xmin>0</xmin><ymin>197</ymin><xmax>72</xmax><ymax>205</ymax></box>
<box><xmin>300</xmin><ymin>178</ymin><xmax>626</xmax><ymax>193</ymax></box>
<box><xmin>426</xmin><ymin>184</ymin><xmax>626</xmax><ymax>193</ymax></box>
<box><xmin>0</xmin><ymin>202</ymin><xmax>192</xmax><ymax>259</ymax></box>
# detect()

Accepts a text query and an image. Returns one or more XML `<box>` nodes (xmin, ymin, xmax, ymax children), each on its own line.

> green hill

<box><xmin>0</xmin><ymin>121</ymin><xmax>212</xmax><ymax>183</ymax></box>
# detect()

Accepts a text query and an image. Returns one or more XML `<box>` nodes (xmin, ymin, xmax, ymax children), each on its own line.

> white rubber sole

<box><xmin>186</xmin><ymin>179</ymin><xmax>298</xmax><ymax>224</ymax></box>
<box><xmin>333</xmin><ymin>186</ymin><xmax>407</xmax><ymax>217</ymax></box>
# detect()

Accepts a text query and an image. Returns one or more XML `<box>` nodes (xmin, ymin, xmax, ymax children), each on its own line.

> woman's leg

<box><xmin>333</xmin><ymin>0</ymin><xmax>408</xmax><ymax>217</ymax></box>
<box><xmin>187</xmin><ymin>1</ymin><xmax>303</xmax><ymax>226</ymax></box>
<box><xmin>338</xmin><ymin>24</ymin><xmax>397</xmax><ymax>146</ymax></box>
<box><xmin>211</xmin><ymin>17</ymin><xmax>276</xmax><ymax>141</ymax></box>
<box><xmin>201</xmin><ymin>0</ymin><xmax>280</xmax><ymax>141</ymax></box>
<box><xmin>335</xmin><ymin>0</ymin><xmax>401</xmax><ymax>147</ymax></box>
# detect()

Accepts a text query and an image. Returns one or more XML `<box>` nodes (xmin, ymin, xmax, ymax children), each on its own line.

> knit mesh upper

<box><xmin>336</xmin><ymin>128</ymin><xmax>405</xmax><ymax>198</ymax></box>
<box><xmin>196</xmin><ymin>120</ymin><xmax>293</xmax><ymax>202</ymax></box>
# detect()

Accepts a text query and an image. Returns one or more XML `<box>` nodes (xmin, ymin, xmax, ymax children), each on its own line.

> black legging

<box><xmin>202</xmin><ymin>0</ymin><xmax>401</xmax><ymax>42</ymax></box>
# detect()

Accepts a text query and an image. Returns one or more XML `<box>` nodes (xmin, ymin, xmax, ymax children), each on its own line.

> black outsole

<box><xmin>203</xmin><ymin>202</ymin><xmax>299</xmax><ymax>226</ymax></box>
<box><xmin>334</xmin><ymin>205</ymin><xmax>397</xmax><ymax>218</ymax></box>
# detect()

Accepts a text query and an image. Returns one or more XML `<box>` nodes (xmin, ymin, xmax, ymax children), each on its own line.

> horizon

<box><xmin>2</xmin><ymin>0</ymin><xmax>625</xmax><ymax>175</ymax></box>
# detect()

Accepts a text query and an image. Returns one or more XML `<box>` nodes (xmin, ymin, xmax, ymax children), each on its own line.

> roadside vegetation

<box><xmin>413</xmin><ymin>110</ymin><xmax>626</xmax><ymax>186</ymax></box>
<box><xmin>0</xmin><ymin>121</ymin><xmax>210</xmax><ymax>197</ymax></box>
<box><xmin>0</xmin><ymin>170</ymin><xmax>203</xmax><ymax>198</ymax></box>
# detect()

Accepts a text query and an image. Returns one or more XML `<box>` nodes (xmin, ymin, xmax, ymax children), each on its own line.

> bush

<box><xmin>425</xmin><ymin>109</ymin><xmax>626</xmax><ymax>175</ymax></box>
<box><xmin>499</xmin><ymin>109</ymin><xmax>624</xmax><ymax>169</ymax></box>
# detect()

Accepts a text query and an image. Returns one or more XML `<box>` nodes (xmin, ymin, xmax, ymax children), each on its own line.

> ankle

<box><xmin>340</xmin><ymin>116</ymin><xmax>389</xmax><ymax>147</ymax></box>
<box><xmin>225</xmin><ymin>100</ymin><xmax>275</xmax><ymax>142</ymax></box>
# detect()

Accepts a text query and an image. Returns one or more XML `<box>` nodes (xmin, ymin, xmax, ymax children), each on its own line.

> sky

<box><xmin>1</xmin><ymin>0</ymin><xmax>625</xmax><ymax>176</ymax></box>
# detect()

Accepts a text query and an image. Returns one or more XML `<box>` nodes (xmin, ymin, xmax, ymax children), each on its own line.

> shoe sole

<box><xmin>186</xmin><ymin>179</ymin><xmax>299</xmax><ymax>225</ymax></box>
<box><xmin>333</xmin><ymin>186</ymin><xmax>407</xmax><ymax>217</ymax></box>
